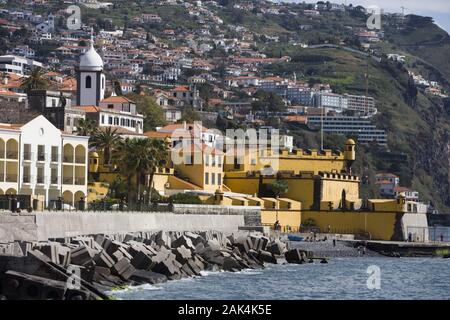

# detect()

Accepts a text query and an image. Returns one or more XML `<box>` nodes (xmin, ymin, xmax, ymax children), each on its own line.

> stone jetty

<box><xmin>0</xmin><ymin>230</ymin><xmax>315</xmax><ymax>300</ymax></box>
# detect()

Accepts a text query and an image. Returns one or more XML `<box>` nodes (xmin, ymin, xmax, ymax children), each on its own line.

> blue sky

<box><xmin>280</xmin><ymin>0</ymin><xmax>450</xmax><ymax>33</ymax></box>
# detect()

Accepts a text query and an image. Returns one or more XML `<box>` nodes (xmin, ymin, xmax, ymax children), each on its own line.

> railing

<box><xmin>63</xmin><ymin>177</ymin><xmax>74</xmax><ymax>185</ymax></box>
<box><xmin>51</xmin><ymin>153</ymin><xmax>59</xmax><ymax>162</ymax></box>
<box><xmin>50</xmin><ymin>176</ymin><xmax>59</xmax><ymax>185</ymax></box>
<box><xmin>23</xmin><ymin>175</ymin><xmax>31</xmax><ymax>183</ymax></box>
<box><xmin>63</xmin><ymin>155</ymin><xmax>74</xmax><ymax>163</ymax></box>
<box><xmin>6</xmin><ymin>151</ymin><xmax>18</xmax><ymax>160</ymax></box>
<box><xmin>74</xmin><ymin>177</ymin><xmax>85</xmax><ymax>185</ymax></box>
<box><xmin>5</xmin><ymin>175</ymin><xmax>17</xmax><ymax>183</ymax></box>
<box><xmin>37</xmin><ymin>153</ymin><xmax>46</xmax><ymax>162</ymax></box>
<box><xmin>36</xmin><ymin>176</ymin><xmax>46</xmax><ymax>184</ymax></box>
<box><xmin>75</xmin><ymin>156</ymin><xmax>86</xmax><ymax>164</ymax></box>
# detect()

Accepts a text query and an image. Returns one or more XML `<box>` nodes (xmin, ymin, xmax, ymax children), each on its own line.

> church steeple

<box><xmin>76</xmin><ymin>29</ymin><xmax>106</xmax><ymax>106</ymax></box>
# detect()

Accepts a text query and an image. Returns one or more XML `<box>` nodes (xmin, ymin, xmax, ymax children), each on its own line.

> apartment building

<box><xmin>307</xmin><ymin>115</ymin><xmax>387</xmax><ymax>145</ymax></box>
<box><xmin>0</xmin><ymin>55</ymin><xmax>43</xmax><ymax>75</ymax></box>
<box><xmin>0</xmin><ymin>115</ymin><xmax>89</xmax><ymax>207</ymax></box>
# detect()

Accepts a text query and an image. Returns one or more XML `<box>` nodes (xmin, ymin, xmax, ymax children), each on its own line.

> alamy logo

<box><xmin>66</xmin><ymin>5</ymin><xmax>82</xmax><ymax>30</ymax></box>
<box><xmin>366</xmin><ymin>265</ymin><xmax>381</xmax><ymax>290</ymax></box>
<box><xmin>367</xmin><ymin>6</ymin><xmax>382</xmax><ymax>30</ymax></box>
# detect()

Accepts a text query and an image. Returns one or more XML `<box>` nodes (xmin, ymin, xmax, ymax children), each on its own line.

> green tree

<box><xmin>90</xmin><ymin>127</ymin><xmax>122</xmax><ymax>166</ymax></box>
<box><xmin>268</xmin><ymin>180</ymin><xmax>289</xmax><ymax>198</ymax></box>
<box><xmin>126</xmin><ymin>93</ymin><xmax>167</xmax><ymax>131</ymax></box>
<box><xmin>180</xmin><ymin>107</ymin><xmax>201</xmax><ymax>123</ymax></box>
<box><xmin>20</xmin><ymin>67</ymin><xmax>49</xmax><ymax>94</ymax></box>
<box><xmin>74</xmin><ymin>118</ymin><xmax>97</xmax><ymax>137</ymax></box>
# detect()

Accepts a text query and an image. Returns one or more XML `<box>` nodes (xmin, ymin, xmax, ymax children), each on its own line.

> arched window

<box><xmin>85</xmin><ymin>75</ymin><xmax>92</xmax><ymax>89</ymax></box>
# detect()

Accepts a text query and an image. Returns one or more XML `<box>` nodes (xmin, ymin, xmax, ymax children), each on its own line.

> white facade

<box><xmin>0</xmin><ymin>116</ymin><xmax>88</xmax><ymax>207</ymax></box>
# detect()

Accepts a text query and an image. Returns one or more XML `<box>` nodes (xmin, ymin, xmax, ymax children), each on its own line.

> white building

<box><xmin>0</xmin><ymin>115</ymin><xmax>89</xmax><ymax>207</ymax></box>
<box><xmin>0</xmin><ymin>55</ymin><xmax>43</xmax><ymax>75</ymax></box>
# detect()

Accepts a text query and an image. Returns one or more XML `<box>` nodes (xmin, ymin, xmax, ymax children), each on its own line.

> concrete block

<box><xmin>93</xmin><ymin>250</ymin><xmax>115</xmax><ymax>269</ymax></box>
<box><xmin>129</xmin><ymin>270</ymin><xmax>167</xmax><ymax>285</ymax></box>
<box><xmin>130</xmin><ymin>251</ymin><xmax>154</xmax><ymax>270</ymax></box>
<box><xmin>172</xmin><ymin>235</ymin><xmax>195</xmax><ymax>250</ymax></box>
<box><xmin>155</xmin><ymin>231</ymin><xmax>171</xmax><ymax>248</ymax></box>
<box><xmin>111</xmin><ymin>258</ymin><xmax>135</xmax><ymax>281</ymax></box>
<box><xmin>173</xmin><ymin>246</ymin><xmax>192</xmax><ymax>264</ymax></box>
<box><xmin>70</xmin><ymin>246</ymin><xmax>94</xmax><ymax>267</ymax></box>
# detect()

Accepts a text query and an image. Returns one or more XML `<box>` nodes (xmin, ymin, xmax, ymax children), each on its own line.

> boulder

<box><xmin>93</xmin><ymin>250</ymin><xmax>115</xmax><ymax>269</ymax></box>
<box><xmin>171</xmin><ymin>235</ymin><xmax>196</xmax><ymax>251</ymax></box>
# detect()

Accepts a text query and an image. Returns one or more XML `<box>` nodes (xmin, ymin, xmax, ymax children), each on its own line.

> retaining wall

<box><xmin>0</xmin><ymin>211</ymin><xmax>245</xmax><ymax>242</ymax></box>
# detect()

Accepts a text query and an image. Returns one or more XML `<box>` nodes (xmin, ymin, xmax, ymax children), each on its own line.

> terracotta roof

<box><xmin>100</xmin><ymin>96</ymin><xmax>135</xmax><ymax>104</ymax></box>
<box><xmin>74</xmin><ymin>105</ymin><xmax>100</xmax><ymax>113</ymax></box>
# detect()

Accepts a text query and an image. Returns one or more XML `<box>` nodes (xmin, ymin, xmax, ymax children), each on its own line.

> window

<box><xmin>108</xmin><ymin>104</ymin><xmax>114</xmax><ymax>109</ymax></box>
<box><xmin>37</xmin><ymin>145</ymin><xmax>45</xmax><ymax>161</ymax></box>
<box><xmin>108</xmin><ymin>116</ymin><xmax>113</xmax><ymax>125</ymax></box>
<box><xmin>211</xmin><ymin>173</ymin><xmax>215</xmax><ymax>185</ymax></box>
<box><xmin>212</xmin><ymin>156</ymin><xmax>216</xmax><ymax>167</ymax></box>
<box><xmin>24</xmin><ymin>144</ymin><xmax>31</xmax><ymax>160</ymax></box>
<box><xmin>101</xmin><ymin>115</ymin><xmax>105</xmax><ymax>124</ymax></box>
<box><xmin>205</xmin><ymin>172</ymin><xmax>209</xmax><ymax>185</ymax></box>
<box><xmin>218</xmin><ymin>174</ymin><xmax>222</xmax><ymax>186</ymax></box>
<box><xmin>121</xmin><ymin>118</ymin><xmax>125</xmax><ymax>126</ymax></box>
<box><xmin>85</xmin><ymin>75</ymin><xmax>92</xmax><ymax>88</ymax></box>
<box><xmin>205</xmin><ymin>155</ymin><xmax>209</xmax><ymax>166</ymax></box>
<box><xmin>66</xmin><ymin>117</ymin><xmax>71</xmax><ymax>126</ymax></box>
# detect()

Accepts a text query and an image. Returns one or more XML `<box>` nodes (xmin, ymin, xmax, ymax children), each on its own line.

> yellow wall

<box><xmin>301</xmin><ymin>211</ymin><xmax>402</xmax><ymax>241</ymax></box>
<box><xmin>261</xmin><ymin>210</ymin><xmax>302</xmax><ymax>232</ymax></box>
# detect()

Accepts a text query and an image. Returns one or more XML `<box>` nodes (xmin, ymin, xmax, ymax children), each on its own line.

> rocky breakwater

<box><xmin>0</xmin><ymin>230</ymin><xmax>316</xmax><ymax>300</ymax></box>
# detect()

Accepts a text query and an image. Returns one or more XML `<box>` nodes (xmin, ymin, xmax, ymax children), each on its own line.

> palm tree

<box><xmin>145</xmin><ymin>138</ymin><xmax>169</xmax><ymax>205</ymax></box>
<box><xmin>20</xmin><ymin>67</ymin><xmax>48</xmax><ymax>94</ymax></box>
<box><xmin>74</xmin><ymin>118</ymin><xmax>98</xmax><ymax>137</ymax></box>
<box><xmin>112</xmin><ymin>138</ymin><xmax>169</xmax><ymax>208</ymax></box>
<box><xmin>112</xmin><ymin>138</ymin><xmax>138</xmax><ymax>206</ymax></box>
<box><xmin>90</xmin><ymin>127</ymin><xmax>122</xmax><ymax>167</ymax></box>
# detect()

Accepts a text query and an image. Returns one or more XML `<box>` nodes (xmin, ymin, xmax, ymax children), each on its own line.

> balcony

<box><xmin>51</xmin><ymin>153</ymin><xmax>59</xmax><ymax>163</ymax></box>
<box><xmin>6</xmin><ymin>151</ymin><xmax>18</xmax><ymax>160</ymax></box>
<box><xmin>37</xmin><ymin>153</ymin><xmax>46</xmax><ymax>162</ymax></box>
<box><xmin>75</xmin><ymin>156</ymin><xmax>86</xmax><ymax>164</ymax></box>
<box><xmin>63</xmin><ymin>177</ymin><xmax>74</xmax><ymax>185</ymax></box>
<box><xmin>50</xmin><ymin>176</ymin><xmax>59</xmax><ymax>185</ymax></box>
<box><xmin>75</xmin><ymin>177</ymin><xmax>85</xmax><ymax>185</ymax></box>
<box><xmin>63</xmin><ymin>155</ymin><xmax>74</xmax><ymax>163</ymax></box>
<box><xmin>5</xmin><ymin>174</ymin><xmax>18</xmax><ymax>183</ymax></box>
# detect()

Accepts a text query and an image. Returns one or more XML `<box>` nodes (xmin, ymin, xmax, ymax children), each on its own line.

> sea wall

<box><xmin>171</xmin><ymin>204</ymin><xmax>261</xmax><ymax>226</ymax></box>
<box><xmin>0</xmin><ymin>212</ymin><xmax>245</xmax><ymax>242</ymax></box>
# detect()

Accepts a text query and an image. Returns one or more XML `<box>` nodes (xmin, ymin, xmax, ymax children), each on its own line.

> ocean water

<box><xmin>111</xmin><ymin>257</ymin><xmax>450</xmax><ymax>300</ymax></box>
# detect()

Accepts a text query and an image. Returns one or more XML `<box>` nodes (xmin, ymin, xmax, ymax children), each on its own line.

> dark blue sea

<box><xmin>111</xmin><ymin>257</ymin><xmax>450</xmax><ymax>300</ymax></box>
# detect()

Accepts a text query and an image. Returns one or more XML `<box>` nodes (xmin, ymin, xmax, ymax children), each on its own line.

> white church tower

<box><xmin>76</xmin><ymin>30</ymin><xmax>106</xmax><ymax>106</ymax></box>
